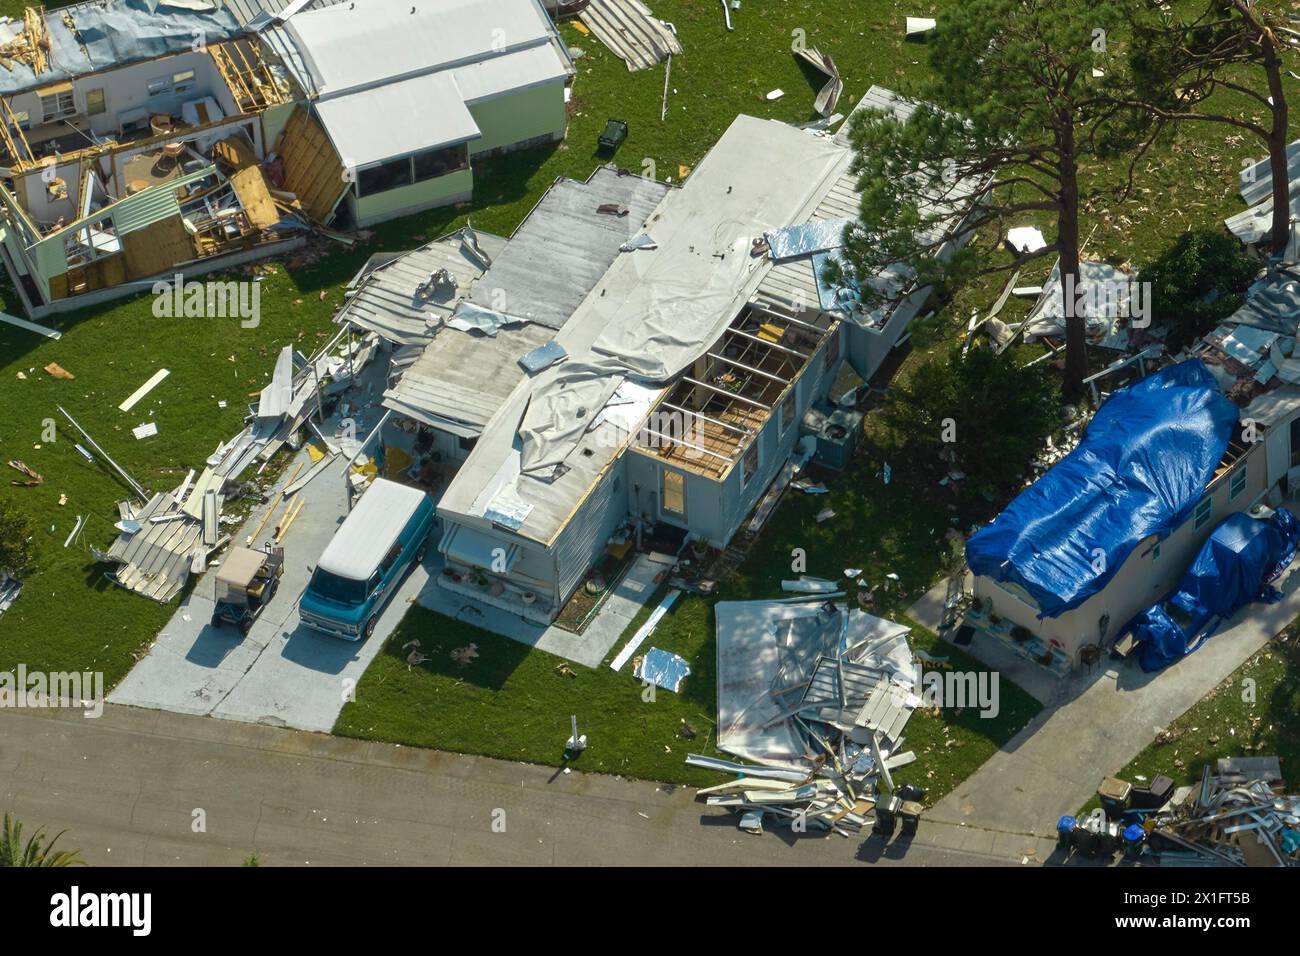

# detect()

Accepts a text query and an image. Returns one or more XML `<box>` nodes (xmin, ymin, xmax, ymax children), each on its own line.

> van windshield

<box><xmin>309</xmin><ymin>568</ymin><xmax>367</xmax><ymax>606</ymax></box>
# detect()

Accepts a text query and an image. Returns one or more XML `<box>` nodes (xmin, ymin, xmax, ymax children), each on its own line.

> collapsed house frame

<box><xmin>0</xmin><ymin>0</ymin><xmax>575</xmax><ymax>318</ymax></box>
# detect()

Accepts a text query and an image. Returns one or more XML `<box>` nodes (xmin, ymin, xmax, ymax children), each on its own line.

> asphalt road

<box><xmin>0</xmin><ymin>705</ymin><xmax>1048</xmax><ymax>866</ymax></box>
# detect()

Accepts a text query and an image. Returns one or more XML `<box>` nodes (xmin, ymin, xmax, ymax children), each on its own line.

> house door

<box><xmin>1266</xmin><ymin>420</ymin><xmax>1290</xmax><ymax>491</ymax></box>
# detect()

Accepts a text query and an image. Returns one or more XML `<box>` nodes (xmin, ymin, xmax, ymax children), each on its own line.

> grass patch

<box><xmin>335</xmin><ymin>600</ymin><xmax>1041</xmax><ymax>798</ymax></box>
<box><xmin>1081</xmin><ymin>634</ymin><xmax>1300</xmax><ymax>814</ymax></box>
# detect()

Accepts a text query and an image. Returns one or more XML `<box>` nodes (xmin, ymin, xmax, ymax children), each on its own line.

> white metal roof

<box><xmin>451</xmin><ymin>42</ymin><xmax>570</xmax><ymax>104</ymax></box>
<box><xmin>315</xmin><ymin>72</ymin><xmax>481</xmax><ymax>167</ymax></box>
<box><xmin>286</xmin><ymin>0</ymin><xmax>560</xmax><ymax>96</ymax></box>
<box><xmin>316</xmin><ymin>478</ymin><xmax>428</xmax><ymax>580</ymax></box>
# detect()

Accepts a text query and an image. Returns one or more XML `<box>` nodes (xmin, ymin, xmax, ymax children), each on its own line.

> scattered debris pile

<box><xmin>1146</xmin><ymin>760</ymin><xmax>1299</xmax><ymax>866</ymax></box>
<box><xmin>578</xmin><ymin>0</ymin><xmax>680</xmax><ymax>72</ymax></box>
<box><xmin>95</xmin><ymin>332</ymin><xmax>377</xmax><ymax>602</ymax></box>
<box><xmin>689</xmin><ymin>598</ymin><xmax>923</xmax><ymax>836</ymax></box>
<box><xmin>1060</xmin><ymin>758</ymin><xmax>1298</xmax><ymax>866</ymax></box>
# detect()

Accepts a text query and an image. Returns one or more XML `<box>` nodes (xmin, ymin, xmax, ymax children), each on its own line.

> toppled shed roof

<box><xmin>0</xmin><ymin>0</ymin><xmax>246</xmax><ymax>96</ymax></box>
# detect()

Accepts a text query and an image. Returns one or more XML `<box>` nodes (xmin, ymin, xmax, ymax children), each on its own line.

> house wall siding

<box><xmin>350</xmin><ymin>167</ymin><xmax>474</xmax><ymax>227</ymax></box>
<box><xmin>466</xmin><ymin>80</ymin><xmax>566</xmax><ymax>157</ymax></box>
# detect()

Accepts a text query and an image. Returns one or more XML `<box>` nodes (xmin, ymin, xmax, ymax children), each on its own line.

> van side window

<box><xmin>380</xmin><ymin>542</ymin><xmax>403</xmax><ymax>573</ymax></box>
<box><xmin>368</xmin><ymin>571</ymin><xmax>383</xmax><ymax>595</ymax></box>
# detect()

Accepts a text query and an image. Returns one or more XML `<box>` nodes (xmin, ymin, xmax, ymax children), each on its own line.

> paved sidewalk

<box><xmin>0</xmin><ymin>705</ymin><xmax>1035</xmax><ymax>867</ymax></box>
<box><xmin>921</xmin><ymin>565</ymin><xmax>1300</xmax><ymax>836</ymax></box>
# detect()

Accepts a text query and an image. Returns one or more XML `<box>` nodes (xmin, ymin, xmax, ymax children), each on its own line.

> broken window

<box><xmin>172</xmin><ymin>70</ymin><xmax>196</xmax><ymax>95</ymax></box>
<box><xmin>743</xmin><ymin>442</ymin><xmax>759</xmax><ymax>485</ymax></box>
<box><xmin>663</xmin><ymin>469</ymin><xmax>686</xmax><ymax>517</ymax></box>
<box><xmin>40</xmin><ymin>88</ymin><xmax>76</xmax><ymax>123</ymax></box>
<box><xmin>780</xmin><ymin>391</ymin><xmax>795</xmax><ymax>432</ymax></box>
<box><xmin>357</xmin><ymin>157</ymin><xmax>413</xmax><ymax>197</ymax></box>
<box><xmin>413</xmin><ymin>143</ymin><xmax>468</xmax><ymax>182</ymax></box>
<box><xmin>824</xmin><ymin>327</ymin><xmax>840</xmax><ymax>369</ymax></box>
<box><xmin>85</xmin><ymin>89</ymin><xmax>106</xmax><ymax>116</ymax></box>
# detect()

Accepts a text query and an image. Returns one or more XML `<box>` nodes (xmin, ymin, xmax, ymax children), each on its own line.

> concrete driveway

<box><xmin>110</xmin><ymin>444</ymin><xmax>428</xmax><ymax>733</ymax></box>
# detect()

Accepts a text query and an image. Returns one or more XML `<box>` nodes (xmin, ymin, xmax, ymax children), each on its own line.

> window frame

<box><xmin>662</xmin><ymin>468</ymin><xmax>686</xmax><ymax>518</ymax></box>
<box><xmin>40</xmin><ymin>89</ymin><xmax>76</xmax><ymax>123</ymax></box>
<box><xmin>779</xmin><ymin>390</ymin><xmax>795</xmax><ymax>432</ymax></box>
<box><xmin>1193</xmin><ymin>496</ymin><xmax>1213</xmax><ymax>530</ymax></box>
<box><xmin>356</xmin><ymin>156</ymin><xmax>414</xmax><ymax>198</ymax></box>
<box><xmin>742</xmin><ymin>442</ymin><xmax>759</xmax><ymax>486</ymax></box>
<box><xmin>1229</xmin><ymin>467</ymin><xmax>1248</xmax><ymax>501</ymax></box>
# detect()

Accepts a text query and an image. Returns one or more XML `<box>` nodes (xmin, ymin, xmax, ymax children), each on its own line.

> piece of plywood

<box><xmin>275</xmin><ymin>105</ymin><xmax>348</xmax><ymax>223</ymax></box>
<box><xmin>230</xmin><ymin>166</ymin><xmax>279</xmax><ymax>230</ymax></box>
<box><xmin>121</xmin><ymin>215</ymin><xmax>196</xmax><ymax>280</ymax></box>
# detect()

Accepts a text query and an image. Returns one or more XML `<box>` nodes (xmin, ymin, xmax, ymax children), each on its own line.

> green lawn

<box><xmin>334</xmin><ymin>599</ymin><xmax>1041</xmax><ymax>797</ymax></box>
<box><xmin>2</xmin><ymin>0</ymin><xmax>1298</xmax><ymax>798</ymax></box>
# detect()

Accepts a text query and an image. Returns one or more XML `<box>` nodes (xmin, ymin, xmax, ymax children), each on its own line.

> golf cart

<box><xmin>212</xmin><ymin>545</ymin><xmax>284</xmax><ymax>635</ymax></box>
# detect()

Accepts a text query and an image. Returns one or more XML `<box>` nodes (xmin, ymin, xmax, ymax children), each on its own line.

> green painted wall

<box><xmin>467</xmin><ymin>81</ymin><xmax>567</xmax><ymax>156</ymax></box>
<box><xmin>351</xmin><ymin>167</ymin><xmax>474</xmax><ymax>227</ymax></box>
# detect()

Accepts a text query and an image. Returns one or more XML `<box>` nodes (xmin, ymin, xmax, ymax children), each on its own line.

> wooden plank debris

<box><xmin>119</xmin><ymin>368</ymin><xmax>170</xmax><ymax>412</ymax></box>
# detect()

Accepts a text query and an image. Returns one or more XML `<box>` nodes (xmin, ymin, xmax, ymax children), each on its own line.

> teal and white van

<box><xmin>299</xmin><ymin>478</ymin><xmax>434</xmax><ymax>640</ymax></box>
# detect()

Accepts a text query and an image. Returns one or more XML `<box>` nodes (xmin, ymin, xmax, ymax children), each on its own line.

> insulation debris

<box><xmin>7</xmin><ymin>459</ymin><xmax>42</xmax><ymax>486</ymax></box>
<box><xmin>633</xmin><ymin>647</ymin><xmax>691</xmax><ymax>693</ymax></box>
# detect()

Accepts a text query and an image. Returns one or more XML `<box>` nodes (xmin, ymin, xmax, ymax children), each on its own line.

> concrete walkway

<box><xmin>414</xmin><ymin>551</ymin><xmax>671</xmax><ymax>668</ymax></box>
<box><xmin>0</xmin><ymin>704</ymin><xmax>1045</xmax><ymax>867</ymax></box>
<box><xmin>913</xmin><ymin>565</ymin><xmax>1300</xmax><ymax>837</ymax></box>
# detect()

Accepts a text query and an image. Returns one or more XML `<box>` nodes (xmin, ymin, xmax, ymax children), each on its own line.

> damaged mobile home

<box><xmin>330</xmin><ymin>87</ymin><xmax>982</xmax><ymax>626</ymax></box>
<box><xmin>0</xmin><ymin>0</ymin><xmax>573</xmax><ymax>317</ymax></box>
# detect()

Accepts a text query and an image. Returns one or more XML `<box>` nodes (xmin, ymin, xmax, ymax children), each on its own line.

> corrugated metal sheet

<box><xmin>578</xmin><ymin>0</ymin><xmax>681</xmax><ymax>72</ymax></box>
<box><xmin>383</xmin><ymin>322</ymin><xmax>553</xmax><ymax>433</ymax></box>
<box><xmin>335</xmin><ymin>228</ymin><xmax>507</xmax><ymax>345</ymax></box>
<box><xmin>112</xmin><ymin>166</ymin><xmax>217</xmax><ymax>235</ymax></box>
<box><xmin>467</xmin><ymin>166</ymin><xmax>671</xmax><ymax>330</ymax></box>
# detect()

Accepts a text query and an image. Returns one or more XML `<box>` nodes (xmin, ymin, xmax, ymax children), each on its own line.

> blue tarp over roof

<box><xmin>966</xmin><ymin>360</ymin><xmax>1238</xmax><ymax>618</ymax></box>
<box><xmin>1132</xmin><ymin>508</ymin><xmax>1300</xmax><ymax>671</ymax></box>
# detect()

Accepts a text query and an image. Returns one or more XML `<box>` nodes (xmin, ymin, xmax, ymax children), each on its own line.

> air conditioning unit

<box><xmin>800</xmin><ymin>402</ymin><xmax>863</xmax><ymax>471</ymax></box>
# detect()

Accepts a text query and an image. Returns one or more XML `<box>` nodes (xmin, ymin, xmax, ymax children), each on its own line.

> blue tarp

<box><xmin>966</xmin><ymin>361</ymin><xmax>1238</xmax><ymax>618</ymax></box>
<box><xmin>1131</xmin><ymin>508</ymin><xmax>1300</xmax><ymax>671</ymax></box>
